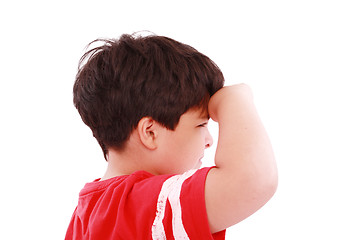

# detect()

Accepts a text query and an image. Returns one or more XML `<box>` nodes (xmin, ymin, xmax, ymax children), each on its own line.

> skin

<box><xmin>102</xmin><ymin>107</ymin><xmax>213</xmax><ymax>178</ymax></box>
<box><xmin>205</xmin><ymin>84</ymin><xmax>278</xmax><ymax>232</ymax></box>
<box><xmin>102</xmin><ymin>83</ymin><xmax>278</xmax><ymax>233</ymax></box>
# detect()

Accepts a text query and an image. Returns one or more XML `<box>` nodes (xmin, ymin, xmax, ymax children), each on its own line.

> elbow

<box><xmin>261</xmin><ymin>167</ymin><xmax>278</xmax><ymax>203</ymax></box>
<box><xmin>248</xmin><ymin>165</ymin><xmax>278</xmax><ymax>205</ymax></box>
<box><xmin>267</xmin><ymin>175</ymin><xmax>278</xmax><ymax>200</ymax></box>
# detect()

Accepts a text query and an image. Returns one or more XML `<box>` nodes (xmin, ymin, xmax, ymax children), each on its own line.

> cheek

<box><xmin>184</xmin><ymin>133</ymin><xmax>205</xmax><ymax>156</ymax></box>
<box><xmin>165</xmin><ymin>130</ymin><xmax>204</xmax><ymax>159</ymax></box>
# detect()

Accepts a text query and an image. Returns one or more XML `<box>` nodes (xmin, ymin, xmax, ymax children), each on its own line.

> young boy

<box><xmin>66</xmin><ymin>33</ymin><xmax>277</xmax><ymax>239</ymax></box>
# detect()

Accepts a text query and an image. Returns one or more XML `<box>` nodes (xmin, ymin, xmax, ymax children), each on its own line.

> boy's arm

<box><xmin>205</xmin><ymin>84</ymin><xmax>278</xmax><ymax>233</ymax></box>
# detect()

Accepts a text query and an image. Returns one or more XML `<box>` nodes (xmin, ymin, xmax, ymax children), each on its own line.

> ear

<box><xmin>137</xmin><ymin>117</ymin><xmax>158</xmax><ymax>150</ymax></box>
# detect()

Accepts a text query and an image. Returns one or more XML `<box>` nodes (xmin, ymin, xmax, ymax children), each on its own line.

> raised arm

<box><xmin>205</xmin><ymin>84</ymin><xmax>278</xmax><ymax>233</ymax></box>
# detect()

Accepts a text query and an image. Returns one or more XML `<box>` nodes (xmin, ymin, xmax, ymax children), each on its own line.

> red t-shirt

<box><xmin>66</xmin><ymin>167</ymin><xmax>226</xmax><ymax>239</ymax></box>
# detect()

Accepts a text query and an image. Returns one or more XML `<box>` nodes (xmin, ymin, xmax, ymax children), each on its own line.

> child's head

<box><xmin>73</xmin><ymin>33</ymin><xmax>224</xmax><ymax>159</ymax></box>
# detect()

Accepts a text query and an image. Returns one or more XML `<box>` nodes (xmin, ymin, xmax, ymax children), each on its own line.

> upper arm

<box><xmin>204</xmin><ymin>166</ymin><xmax>278</xmax><ymax>233</ymax></box>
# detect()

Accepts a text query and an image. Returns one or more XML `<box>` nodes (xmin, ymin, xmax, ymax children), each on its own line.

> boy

<box><xmin>66</xmin><ymin>33</ymin><xmax>277</xmax><ymax>239</ymax></box>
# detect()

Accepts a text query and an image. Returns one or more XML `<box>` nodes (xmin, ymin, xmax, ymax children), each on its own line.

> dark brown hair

<box><xmin>73</xmin><ymin>33</ymin><xmax>224</xmax><ymax>159</ymax></box>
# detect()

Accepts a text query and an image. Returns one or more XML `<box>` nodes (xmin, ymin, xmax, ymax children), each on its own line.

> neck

<box><xmin>101</xmin><ymin>151</ymin><xmax>137</xmax><ymax>181</ymax></box>
<box><xmin>101</xmin><ymin>140</ymin><xmax>157</xmax><ymax>181</ymax></box>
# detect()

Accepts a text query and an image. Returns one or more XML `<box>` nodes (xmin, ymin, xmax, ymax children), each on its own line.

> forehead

<box><xmin>180</xmin><ymin>107</ymin><xmax>209</xmax><ymax>122</ymax></box>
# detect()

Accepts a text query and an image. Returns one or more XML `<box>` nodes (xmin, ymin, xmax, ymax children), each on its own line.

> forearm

<box><xmin>209</xmin><ymin>84</ymin><xmax>277</xmax><ymax>183</ymax></box>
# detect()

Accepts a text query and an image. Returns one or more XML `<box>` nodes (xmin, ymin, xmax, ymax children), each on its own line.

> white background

<box><xmin>1</xmin><ymin>0</ymin><xmax>359</xmax><ymax>239</ymax></box>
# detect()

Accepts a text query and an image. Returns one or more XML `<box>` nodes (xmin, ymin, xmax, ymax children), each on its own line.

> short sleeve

<box><xmin>150</xmin><ymin>167</ymin><xmax>226</xmax><ymax>239</ymax></box>
<box><xmin>180</xmin><ymin>167</ymin><xmax>226</xmax><ymax>239</ymax></box>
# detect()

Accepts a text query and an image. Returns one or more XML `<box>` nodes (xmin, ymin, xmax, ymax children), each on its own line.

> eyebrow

<box><xmin>198</xmin><ymin>108</ymin><xmax>210</xmax><ymax>119</ymax></box>
<box><xmin>197</xmin><ymin>112</ymin><xmax>209</xmax><ymax>120</ymax></box>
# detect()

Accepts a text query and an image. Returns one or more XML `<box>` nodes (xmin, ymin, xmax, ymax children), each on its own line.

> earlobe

<box><xmin>137</xmin><ymin>117</ymin><xmax>158</xmax><ymax>150</ymax></box>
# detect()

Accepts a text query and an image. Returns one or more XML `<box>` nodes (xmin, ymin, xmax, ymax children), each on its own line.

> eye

<box><xmin>197</xmin><ymin>122</ymin><xmax>208</xmax><ymax>128</ymax></box>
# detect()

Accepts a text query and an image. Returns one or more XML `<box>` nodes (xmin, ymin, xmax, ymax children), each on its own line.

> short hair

<box><xmin>73</xmin><ymin>33</ymin><xmax>224</xmax><ymax>159</ymax></box>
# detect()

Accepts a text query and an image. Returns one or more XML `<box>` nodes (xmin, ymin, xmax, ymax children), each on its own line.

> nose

<box><xmin>205</xmin><ymin>129</ymin><xmax>213</xmax><ymax>149</ymax></box>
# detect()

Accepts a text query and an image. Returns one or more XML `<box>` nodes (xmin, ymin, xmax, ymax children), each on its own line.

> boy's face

<box><xmin>156</xmin><ymin>108</ymin><xmax>213</xmax><ymax>175</ymax></box>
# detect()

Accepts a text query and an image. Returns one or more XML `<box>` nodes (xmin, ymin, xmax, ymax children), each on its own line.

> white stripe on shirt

<box><xmin>151</xmin><ymin>169</ymin><xmax>197</xmax><ymax>240</ymax></box>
